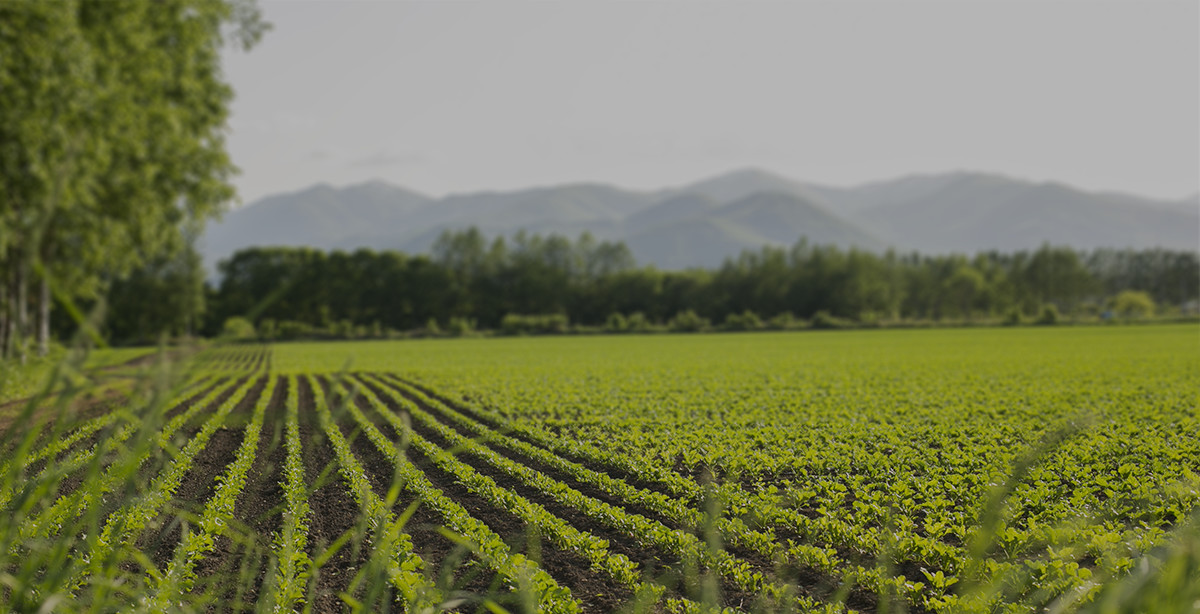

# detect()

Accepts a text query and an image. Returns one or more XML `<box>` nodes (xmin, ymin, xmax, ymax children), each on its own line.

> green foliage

<box><xmin>1110</xmin><ymin>290</ymin><xmax>1155</xmax><ymax>320</ymax></box>
<box><xmin>331</xmin><ymin>319</ymin><xmax>355</xmax><ymax>339</ymax></box>
<box><xmin>1037</xmin><ymin>304</ymin><xmax>1061</xmax><ymax>325</ymax></box>
<box><xmin>944</xmin><ymin>265</ymin><xmax>986</xmax><ymax>319</ymax></box>
<box><xmin>500</xmin><ymin>313</ymin><xmax>569</xmax><ymax>336</ymax></box>
<box><xmin>605</xmin><ymin>312</ymin><xmax>628</xmax><ymax>333</ymax></box>
<box><xmin>668</xmin><ymin>309</ymin><xmax>709</xmax><ymax>333</ymax></box>
<box><xmin>268</xmin><ymin>326</ymin><xmax>1197</xmax><ymax>612</ymax></box>
<box><xmin>203</xmin><ymin>239</ymin><xmax>1199</xmax><ymax>341</ymax></box>
<box><xmin>257</xmin><ymin>317</ymin><xmax>277</xmax><ymax>341</ymax></box>
<box><xmin>811</xmin><ymin>309</ymin><xmax>851</xmax><ymax>329</ymax></box>
<box><xmin>626</xmin><ymin>312</ymin><xmax>653</xmax><ymax>332</ymax></box>
<box><xmin>0</xmin><ymin>345</ymin><xmax>65</xmax><ymax>404</ymax></box>
<box><xmin>276</xmin><ymin>319</ymin><xmax>315</xmax><ymax>340</ymax></box>
<box><xmin>146</xmin><ymin>377</ymin><xmax>280</xmax><ymax>607</ymax></box>
<box><xmin>0</xmin><ymin>327</ymin><xmax>1196</xmax><ymax>611</ymax></box>
<box><xmin>722</xmin><ymin>310</ymin><xmax>764</xmax><ymax>331</ymax></box>
<box><xmin>1003</xmin><ymin>307</ymin><xmax>1024</xmax><ymax>326</ymax></box>
<box><xmin>446</xmin><ymin>316</ymin><xmax>477</xmax><ymax>336</ymax></box>
<box><xmin>271</xmin><ymin>376</ymin><xmax>312</xmax><ymax>610</ymax></box>
<box><xmin>766</xmin><ymin>311</ymin><xmax>802</xmax><ymax>330</ymax></box>
<box><xmin>104</xmin><ymin>240</ymin><xmax>207</xmax><ymax>345</ymax></box>
<box><xmin>220</xmin><ymin>316</ymin><xmax>256</xmax><ymax>341</ymax></box>
<box><xmin>0</xmin><ymin>0</ymin><xmax>266</xmax><ymax>359</ymax></box>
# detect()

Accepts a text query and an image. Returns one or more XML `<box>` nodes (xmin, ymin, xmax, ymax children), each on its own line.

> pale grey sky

<box><xmin>221</xmin><ymin>1</ymin><xmax>1199</xmax><ymax>204</ymax></box>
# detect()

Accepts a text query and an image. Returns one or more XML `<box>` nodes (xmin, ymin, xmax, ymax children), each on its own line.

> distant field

<box><xmin>1</xmin><ymin>326</ymin><xmax>1196</xmax><ymax>612</ymax></box>
<box><xmin>0</xmin><ymin>346</ymin><xmax>158</xmax><ymax>407</ymax></box>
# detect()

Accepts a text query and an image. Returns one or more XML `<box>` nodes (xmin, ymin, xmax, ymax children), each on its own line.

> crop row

<box><xmin>356</xmin><ymin>374</ymin><xmax>832</xmax><ymax>612</ymax></box>
<box><xmin>321</xmin><ymin>375</ymin><xmax>587</xmax><ymax>613</ymax></box>
<box><xmin>271</xmin><ymin>375</ymin><xmax>314</xmax><ymax>610</ymax></box>
<box><xmin>13</xmin><ymin>375</ymin><xmax>233</xmax><ymax>543</ymax></box>
<box><xmin>380</xmin><ymin>329</ymin><xmax>1197</xmax><ymax>612</ymax></box>
<box><xmin>195</xmin><ymin>346</ymin><xmax>271</xmax><ymax>372</ymax></box>
<box><xmin>12</xmin><ymin>328</ymin><xmax>1193</xmax><ymax>612</ymax></box>
<box><xmin>78</xmin><ymin>375</ymin><xmax>265</xmax><ymax>588</ymax></box>
<box><xmin>375</xmin><ymin>377</ymin><xmax>1194</xmax><ymax>612</ymax></box>
<box><xmin>145</xmin><ymin>375</ymin><xmax>280</xmax><ymax>608</ymax></box>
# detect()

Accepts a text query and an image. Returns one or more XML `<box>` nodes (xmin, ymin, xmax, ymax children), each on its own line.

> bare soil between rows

<box><xmin>326</xmin><ymin>383</ymin><xmax>503</xmax><ymax>612</ymax></box>
<box><xmin>297</xmin><ymin>376</ymin><xmax>376</xmax><ymax>613</ymax></box>
<box><xmin>387</xmin><ymin>376</ymin><xmax>891</xmax><ymax>613</ymax></box>
<box><xmin>196</xmin><ymin>375</ymin><xmax>288</xmax><ymax>612</ymax></box>
<box><xmin>138</xmin><ymin>376</ymin><xmax>269</xmax><ymax>572</ymax></box>
<box><xmin>350</xmin><ymin>376</ymin><xmax>641</xmax><ymax>613</ymax></box>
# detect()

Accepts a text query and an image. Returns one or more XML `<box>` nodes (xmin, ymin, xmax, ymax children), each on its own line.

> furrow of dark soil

<box><xmin>409</xmin><ymin>387</ymin><xmax>862</xmax><ymax>607</ymax></box>
<box><xmin>26</xmin><ymin>379</ymin><xmax>229</xmax><ymax>479</ymax></box>
<box><xmin>394</xmin><ymin>377</ymin><xmax>696</xmax><ymax>506</ymax></box>
<box><xmin>1</xmin><ymin>389</ymin><xmax>126</xmax><ymax>455</ymax></box>
<box><xmin>163</xmin><ymin>377</ymin><xmax>233</xmax><ymax>422</ymax></box>
<box><xmin>44</xmin><ymin>378</ymin><xmax>245</xmax><ymax>513</ymax></box>
<box><xmin>388</xmin><ymin>377</ymin><xmax>873</xmax><ymax>613</ymax></box>
<box><xmin>408</xmin><ymin>401</ymin><xmax>748</xmax><ymax>609</ymax></box>
<box><xmin>137</xmin><ymin>376</ymin><xmax>268</xmax><ymax>572</ymax></box>
<box><xmin>297</xmin><ymin>376</ymin><xmax>375</xmax><ymax>613</ymax></box>
<box><xmin>24</xmin><ymin>408</ymin><xmax>119</xmax><ymax>479</ymax></box>
<box><xmin>376</xmin><ymin>376</ymin><xmax>686</xmax><ymax>535</ymax></box>
<box><xmin>322</xmin><ymin>387</ymin><xmax>505</xmax><ymax>612</ymax></box>
<box><xmin>348</xmin><ymin>379</ymin><xmax>646</xmax><ymax>613</ymax></box>
<box><xmin>195</xmin><ymin>375</ymin><xmax>288</xmax><ymax>612</ymax></box>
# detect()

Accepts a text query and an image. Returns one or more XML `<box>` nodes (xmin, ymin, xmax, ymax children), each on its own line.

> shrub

<box><xmin>605</xmin><ymin>312</ymin><xmax>628</xmax><ymax>333</ymax></box>
<box><xmin>626</xmin><ymin>312</ymin><xmax>652</xmax><ymax>332</ymax></box>
<box><xmin>277</xmin><ymin>320</ymin><xmax>314</xmax><ymax>340</ymax></box>
<box><xmin>1111</xmin><ymin>290</ymin><xmax>1156</xmax><ymax>320</ymax></box>
<box><xmin>767</xmin><ymin>311</ymin><xmax>801</xmax><ymax>330</ymax></box>
<box><xmin>220</xmin><ymin>317</ymin><xmax>256</xmax><ymax>341</ymax></box>
<box><xmin>722</xmin><ymin>310</ymin><xmax>764</xmax><ymax>331</ymax></box>
<box><xmin>258</xmin><ymin>318</ymin><xmax>277</xmax><ymax>341</ymax></box>
<box><xmin>1002</xmin><ymin>308</ymin><xmax>1023</xmax><ymax>326</ymax></box>
<box><xmin>1036</xmin><ymin>304</ymin><xmax>1060</xmax><ymax>325</ymax></box>
<box><xmin>668</xmin><ymin>310</ymin><xmax>709</xmax><ymax>333</ymax></box>
<box><xmin>500</xmin><ymin>314</ymin><xmax>569</xmax><ymax>335</ymax></box>
<box><xmin>331</xmin><ymin>319</ymin><xmax>355</xmax><ymax>339</ymax></box>
<box><xmin>447</xmin><ymin>317</ymin><xmax>476</xmax><ymax>336</ymax></box>
<box><xmin>811</xmin><ymin>310</ymin><xmax>850</xmax><ymax>330</ymax></box>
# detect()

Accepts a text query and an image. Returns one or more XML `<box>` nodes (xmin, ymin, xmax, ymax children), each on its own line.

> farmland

<box><xmin>1</xmin><ymin>326</ymin><xmax>1197</xmax><ymax>612</ymax></box>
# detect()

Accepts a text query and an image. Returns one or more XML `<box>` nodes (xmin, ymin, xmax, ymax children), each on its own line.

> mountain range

<box><xmin>201</xmin><ymin>169</ymin><xmax>1200</xmax><ymax>273</ymax></box>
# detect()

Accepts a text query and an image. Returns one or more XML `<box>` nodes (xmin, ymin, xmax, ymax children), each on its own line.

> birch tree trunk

<box><xmin>15</xmin><ymin>261</ymin><xmax>27</xmax><ymax>364</ymax></box>
<box><xmin>37</xmin><ymin>276</ymin><xmax>49</xmax><ymax>357</ymax></box>
<box><xmin>0</xmin><ymin>271</ymin><xmax>8</xmax><ymax>361</ymax></box>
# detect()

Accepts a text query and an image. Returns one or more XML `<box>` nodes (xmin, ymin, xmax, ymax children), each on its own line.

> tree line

<box><xmin>0</xmin><ymin>0</ymin><xmax>264</xmax><ymax>362</ymax></box>
<box><xmin>100</xmin><ymin>228</ymin><xmax>1197</xmax><ymax>344</ymax></box>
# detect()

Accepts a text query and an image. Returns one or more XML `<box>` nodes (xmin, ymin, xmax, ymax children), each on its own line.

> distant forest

<box><xmin>102</xmin><ymin>229</ymin><xmax>1199</xmax><ymax>344</ymax></box>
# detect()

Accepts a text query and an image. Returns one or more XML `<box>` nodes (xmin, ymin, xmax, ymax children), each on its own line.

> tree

<box><xmin>0</xmin><ymin>1</ymin><xmax>96</xmax><ymax>361</ymax></box>
<box><xmin>1111</xmin><ymin>290</ymin><xmax>1155</xmax><ymax>320</ymax></box>
<box><xmin>1021</xmin><ymin>244</ymin><xmax>1094</xmax><ymax>313</ymax></box>
<box><xmin>105</xmin><ymin>238</ymin><xmax>206</xmax><ymax>345</ymax></box>
<box><xmin>944</xmin><ymin>265</ymin><xmax>986</xmax><ymax>320</ymax></box>
<box><xmin>0</xmin><ymin>0</ymin><xmax>266</xmax><ymax>359</ymax></box>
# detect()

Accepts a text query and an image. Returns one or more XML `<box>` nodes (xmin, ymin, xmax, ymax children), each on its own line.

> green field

<box><xmin>1</xmin><ymin>326</ymin><xmax>1197</xmax><ymax>612</ymax></box>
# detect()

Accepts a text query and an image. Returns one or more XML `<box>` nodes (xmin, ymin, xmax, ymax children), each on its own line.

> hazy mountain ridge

<box><xmin>201</xmin><ymin>169</ymin><xmax>1200</xmax><ymax>273</ymax></box>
